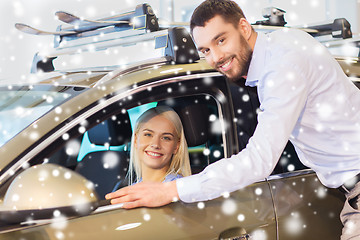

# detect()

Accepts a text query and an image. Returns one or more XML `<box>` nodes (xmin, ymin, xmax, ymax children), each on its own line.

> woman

<box><xmin>113</xmin><ymin>106</ymin><xmax>191</xmax><ymax>190</ymax></box>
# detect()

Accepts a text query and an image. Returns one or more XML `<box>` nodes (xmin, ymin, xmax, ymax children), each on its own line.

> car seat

<box><xmin>75</xmin><ymin>112</ymin><xmax>132</xmax><ymax>199</ymax></box>
<box><xmin>159</xmin><ymin>96</ymin><xmax>223</xmax><ymax>174</ymax></box>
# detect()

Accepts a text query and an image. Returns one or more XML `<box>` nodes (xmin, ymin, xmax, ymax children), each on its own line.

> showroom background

<box><xmin>0</xmin><ymin>0</ymin><xmax>358</xmax><ymax>80</ymax></box>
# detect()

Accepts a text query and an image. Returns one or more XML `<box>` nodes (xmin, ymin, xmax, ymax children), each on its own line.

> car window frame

<box><xmin>0</xmin><ymin>72</ymin><xmax>239</xmax><ymax>193</ymax></box>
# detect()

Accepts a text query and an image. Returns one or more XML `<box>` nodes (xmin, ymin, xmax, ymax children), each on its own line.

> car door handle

<box><xmin>219</xmin><ymin>235</ymin><xmax>250</xmax><ymax>240</ymax></box>
<box><xmin>219</xmin><ymin>227</ymin><xmax>250</xmax><ymax>240</ymax></box>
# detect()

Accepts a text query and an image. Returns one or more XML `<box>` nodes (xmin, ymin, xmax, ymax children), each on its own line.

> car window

<box><xmin>228</xmin><ymin>80</ymin><xmax>309</xmax><ymax>175</ymax></box>
<box><xmin>0</xmin><ymin>85</ymin><xmax>83</xmax><ymax>147</ymax></box>
<box><xmin>0</xmin><ymin>74</ymin><xmax>235</xmax><ymax>201</ymax></box>
<box><xmin>273</xmin><ymin>141</ymin><xmax>308</xmax><ymax>174</ymax></box>
<box><xmin>44</xmin><ymin>94</ymin><xmax>224</xmax><ymax>199</ymax></box>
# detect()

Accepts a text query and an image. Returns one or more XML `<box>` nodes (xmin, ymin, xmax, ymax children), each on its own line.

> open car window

<box><xmin>0</xmin><ymin>74</ymin><xmax>236</xmax><ymax>205</ymax></box>
<box><xmin>44</xmin><ymin>94</ymin><xmax>224</xmax><ymax>199</ymax></box>
<box><xmin>227</xmin><ymin>80</ymin><xmax>309</xmax><ymax>176</ymax></box>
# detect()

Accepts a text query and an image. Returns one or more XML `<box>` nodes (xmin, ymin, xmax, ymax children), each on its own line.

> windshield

<box><xmin>0</xmin><ymin>85</ymin><xmax>83</xmax><ymax>147</ymax></box>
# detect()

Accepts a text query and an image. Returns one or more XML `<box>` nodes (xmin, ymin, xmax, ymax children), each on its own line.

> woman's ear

<box><xmin>173</xmin><ymin>140</ymin><xmax>180</xmax><ymax>154</ymax></box>
<box><xmin>134</xmin><ymin>133</ymin><xmax>138</xmax><ymax>145</ymax></box>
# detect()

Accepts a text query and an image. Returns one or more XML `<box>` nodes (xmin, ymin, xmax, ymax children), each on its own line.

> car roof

<box><xmin>16</xmin><ymin>55</ymin><xmax>360</xmax><ymax>89</ymax></box>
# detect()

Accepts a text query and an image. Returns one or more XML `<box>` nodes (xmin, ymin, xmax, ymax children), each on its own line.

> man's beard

<box><xmin>216</xmin><ymin>34</ymin><xmax>253</xmax><ymax>83</ymax></box>
<box><xmin>225</xmin><ymin>51</ymin><xmax>252</xmax><ymax>83</ymax></box>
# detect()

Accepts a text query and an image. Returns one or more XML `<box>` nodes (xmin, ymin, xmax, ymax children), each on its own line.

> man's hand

<box><xmin>105</xmin><ymin>180</ymin><xmax>179</xmax><ymax>209</ymax></box>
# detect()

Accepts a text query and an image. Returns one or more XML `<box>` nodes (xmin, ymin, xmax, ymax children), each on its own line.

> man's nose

<box><xmin>211</xmin><ymin>47</ymin><xmax>224</xmax><ymax>65</ymax></box>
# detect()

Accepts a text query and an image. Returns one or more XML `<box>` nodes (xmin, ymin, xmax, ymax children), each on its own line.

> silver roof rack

<box><xmin>15</xmin><ymin>4</ymin><xmax>199</xmax><ymax>74</ymax></box>
<box><xmin>252</xmin><ymin>7</ymin><xmax>356</xmax><ymax>57</ymax></box>
<box><xmin>253</xmin><ymin>7</ymin><xmax>352</xmax><ymax>40</ymax></box>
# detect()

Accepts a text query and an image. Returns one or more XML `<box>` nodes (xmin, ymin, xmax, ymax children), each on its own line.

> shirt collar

<box><xmin>245</xmin><ymin>32</ymin><xmax>267</xmax><ymax>87</ymax></box>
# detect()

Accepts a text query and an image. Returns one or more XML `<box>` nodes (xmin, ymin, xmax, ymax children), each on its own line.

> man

<box><xmin>106</xmin><ymin>1</ymin><xmax>360</xmax><ymax>238</ymax></box>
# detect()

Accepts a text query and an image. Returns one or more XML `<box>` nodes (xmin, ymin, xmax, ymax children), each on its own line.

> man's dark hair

<box><xmin>190</xmin><ymin>0</ymin><xmax>247</xmax><ymax>34</ymax></box>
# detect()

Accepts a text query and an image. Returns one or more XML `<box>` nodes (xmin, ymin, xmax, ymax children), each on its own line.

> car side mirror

<box><xmin>0</xmin><ymin>163</ymin><xmax>99</xmax><ymax>224</ymax></box>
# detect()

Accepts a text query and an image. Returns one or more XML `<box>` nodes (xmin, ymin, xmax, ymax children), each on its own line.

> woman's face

<box><xmin>135</xmin><ymin>115</ymin><xmax>180</xmax><ymax>172</ymax></box>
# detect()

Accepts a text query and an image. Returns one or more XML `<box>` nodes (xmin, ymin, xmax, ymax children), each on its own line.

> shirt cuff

<box><xmin>176</xmin><ymin>174</ymin><xmax>203</xmax><ymax>203</ymax></box>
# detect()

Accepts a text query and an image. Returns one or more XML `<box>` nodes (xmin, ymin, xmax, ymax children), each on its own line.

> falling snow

<box><xmin>221</xmin><ymin>199</ymin><xmax>237</xmax><ymax>215</ymax></box>
<box><xmin>65</xmin><ymin>139</ymin><xmax>81</xmax><ymax>156</ymax></box>
<box><xmin>102</xmin><ymin>152</ymin><xmax>120</xmax><ymax>169</ymax></box>
<box><xmin>0</xmin><ymin>1</ymin><xmax>357</xmax><ymax>239</ymax></box>
<box><xmin>284</xmin><ymin>212</ymin><xmax>304</xmax><ymax>236</ymax></box>
<box><xmin>197</xmin><ymin>202</ymin><xmax>205</xmax><ymax>209</ymax></box>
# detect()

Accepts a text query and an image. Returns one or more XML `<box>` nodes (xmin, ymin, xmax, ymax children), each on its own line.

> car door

<box><xmin>267</xmin><ymin>151</ymin><xmax>344</xmax><ymax>239</ymax></box>
<box><xmin>0</xmin><ymin>72</ymin><xmax>276</xmax><ymax>239</ymax></box>
<box><xmin>228</xmin><ymin>77</ymin><xmax>345</xmax><ymax>239</ymax></box>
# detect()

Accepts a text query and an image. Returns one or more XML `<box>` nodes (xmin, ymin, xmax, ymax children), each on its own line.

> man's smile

<box><xmin>217</xmin><ymin>57</ymin><xmax>234</xmax><ymax>72</ymax></box>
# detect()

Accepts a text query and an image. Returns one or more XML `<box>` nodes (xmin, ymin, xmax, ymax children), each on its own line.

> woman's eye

<box><xmin>163</xmin><ymin>136</ymin><xmax>172</xmax><ymax>141</ymax></box>
<box><xmin>144</xmin><ymin>133</ymin><xmax>152</xmax><ymax>137</ymax></box>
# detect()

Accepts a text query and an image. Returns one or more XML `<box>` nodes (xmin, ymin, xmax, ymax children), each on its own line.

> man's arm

<box><xmin>106</xmin><ymin>52</ymin><xmax>309</xmax><ymax>208</ymax></box>
<box><xmin>105</xmin><ymin>180</ymin><xmax>178</xmax><ymax>209</ymax></box>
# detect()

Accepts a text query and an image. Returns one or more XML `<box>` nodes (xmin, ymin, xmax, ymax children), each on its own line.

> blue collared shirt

<box><xmin>177</xmin><ymin>29</ymin><xmax>360</xmax><ymax>202</ymax></box>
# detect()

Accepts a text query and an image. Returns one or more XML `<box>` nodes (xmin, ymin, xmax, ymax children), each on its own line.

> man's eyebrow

<box><xmin>197</xmin><ymin>32</ymin><xmax>226</xmax><ymax>51</ymax></box>
<box><xmin>213</xmin><ymin>32</ymin><xmax>226</xmax><ymax>41</ymax></box>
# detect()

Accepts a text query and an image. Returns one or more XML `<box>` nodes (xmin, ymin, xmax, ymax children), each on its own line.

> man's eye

<box><xmin>201</xmin><ymin>49</ymin><xmax>210</xmax><ymax>55</ymax></box>
<box><xmin>218</xmin><ymin>38</ymin><xmax>225</xmax><ymax>45</ymax></box>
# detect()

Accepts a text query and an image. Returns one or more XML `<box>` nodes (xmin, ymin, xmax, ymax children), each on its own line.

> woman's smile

<box><xmin>145</xmin><ymin>151</ymin><xmax>163</xmax><ymax>158</ymax></box>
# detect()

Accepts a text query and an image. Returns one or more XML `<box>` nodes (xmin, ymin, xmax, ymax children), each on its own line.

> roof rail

<box><xmin>252</xmin><ymin>7</ymin><xmax>352</xmax><ymax>40</ymax></box>
<box><xmin>253</xmin><ymin>7</ymin><xmax>287</xmax><ymax>27</ymax></box>
<box><xmin>321</xmin><ymin>35</ymin><xmax>360</xmax><ymax>58</ymax></box>
<box><xmin>29</xmin><ymin>27</ymin><xmax>199</xmax><ymax>73</ymax></box>
<box><xmin>305</xmin><ymin>18</ymin><xmax>352</xmax><ymax>39</ymax></box>
<box><xmin>53</xmin><ymin>4</ymin><xmax>159</xmax><ymax>47</ymax></box>
<box><xmin>15</xmin><ymin>4</ymin><xmax>199</xmax><ymax>73</ymax></box>
<box><xmin>15</xmin><ymin>4</ymin><xmax>159</xmax><ymax>47</ymax></box>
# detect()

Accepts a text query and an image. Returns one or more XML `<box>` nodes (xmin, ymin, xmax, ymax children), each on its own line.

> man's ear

<box><xmin>238</xmin><ymin>18</ymin><xmax>253</xmax><ymax>41</ymax></box>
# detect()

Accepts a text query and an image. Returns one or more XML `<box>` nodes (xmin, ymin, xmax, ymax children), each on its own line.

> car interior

<box><xmin>47</xmin><ymin>94</ymin><xmax>224</xmax><ymax>199</ymax></box>
<box><xmin>43</xmin><ymin>86</ymin><xmax>309</xmax><ymax>199</ymax></box>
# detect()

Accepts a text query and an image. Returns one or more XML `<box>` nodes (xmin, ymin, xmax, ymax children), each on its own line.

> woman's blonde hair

<box><xmin>127</xmin><ymin>106</ymin><xmax>191</xmax><ymax>185</ymax></box>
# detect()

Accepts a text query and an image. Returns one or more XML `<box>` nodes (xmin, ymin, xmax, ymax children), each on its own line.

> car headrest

<box><xmin>87</xmin><ymin>112</ymin><xmax>132</xmax><ymax>146</ymax></box>
<box><xmin>176</xmin><ymin>104</ymin><xmax>210</xmax><ymax>147</ymax></box>
<box><xmin>158</xmin><ymin>98</ymin><xmax>210</xmax><ymax>147</ymax></box>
